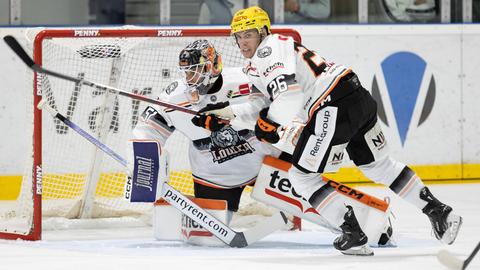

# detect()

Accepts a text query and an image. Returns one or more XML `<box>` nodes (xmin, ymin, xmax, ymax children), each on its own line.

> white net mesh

<box><xmin>0</xmin><ymin>28</ymin><xmax>300</xmax><ymax>239</ymax></box>
<box><xmin>39</xmin><ymin>33</ymin><xmax>245</xmax><ymax>216</ymax></box>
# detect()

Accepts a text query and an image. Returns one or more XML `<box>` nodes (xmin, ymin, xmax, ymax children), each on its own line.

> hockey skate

<box><xmin>334</xmin><ymin>205</ymin><xmax>374</xmax><ymax>256</ymax></box>
<box><xmin>421</xmin><ymin>187</ymin><xmax>463</xmax><ymax>245</ymax></box>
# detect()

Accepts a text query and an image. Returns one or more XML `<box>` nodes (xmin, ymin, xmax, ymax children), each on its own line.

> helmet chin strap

<box><xmin>259</xmin><ymin>26</ymin><xmax>269</xmax><ymax>41</ymax></box>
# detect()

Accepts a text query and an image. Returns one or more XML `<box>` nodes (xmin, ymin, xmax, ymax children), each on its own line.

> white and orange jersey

<box><xmin>133</xmin><ymin>67</ymin><xmax>278</xmax><ymax>189</ymax></box>
<box><xmin>241</xmin><ymin>34</ymin><xmax>352</xmax><ymax>126</ymax></box>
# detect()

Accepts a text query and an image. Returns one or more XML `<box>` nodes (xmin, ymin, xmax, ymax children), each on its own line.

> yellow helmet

<box><xmin>230</xmin><ymin>6</ymin><xmax>271</xmax><ymax>35</ymax></box>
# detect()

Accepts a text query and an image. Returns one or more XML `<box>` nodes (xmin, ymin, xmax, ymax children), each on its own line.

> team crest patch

<box><xmin>210</xmin><ymin>127</ymin><xmax>255</xmax><ymax>163</ymax></box>
<box><xmin>257</xmin><ymin>46</ymin><xmax>272</xmax><ymax>58</ymax></box>
<box><xmin>164</xmin><ymin>81</ymin><xmax>178</xmax><ymax>95</ymax></box>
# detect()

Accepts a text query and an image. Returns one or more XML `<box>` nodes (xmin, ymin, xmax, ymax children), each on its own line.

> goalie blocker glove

<box><xmin>255</xmin><ymin>108</ymin><xmax>280</xmax><ymax>144</ymax></box>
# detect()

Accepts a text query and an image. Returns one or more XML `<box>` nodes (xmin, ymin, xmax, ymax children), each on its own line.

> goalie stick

<box><xmin>438</xmin><ymin>242</ymin><xmax>480</xmax><ymax>270</ymax></box>
<box><xmin>3</xmin><ymin>35</ymin><xmax>197</xmax><ymax>116</ymax></box>
<box><xmin>37</xmin><ymin>99</ymin><xmax>288</xmax><ymax>248</ymax></box>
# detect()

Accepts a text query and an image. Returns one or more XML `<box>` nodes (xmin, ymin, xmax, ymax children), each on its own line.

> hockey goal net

<box><xmin>0</xmin><ymin>27</ymin><xmax>301</xmax><ymax>240</ymax></box>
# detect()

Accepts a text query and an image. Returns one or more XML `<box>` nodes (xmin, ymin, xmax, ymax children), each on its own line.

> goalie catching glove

<box><xmin>192</xmin><ymin>101</ymin><xmax>235</xmax><ymax>131</ymax></box>
<box><xmin>198</xmin><ymin>101</ymin><xmax>235</xmax><ymax>120</ymax></box>
<box><xmin>255</xmin><ymin>108</ymin><xmax>280</xmax><ymax>144</ymax></box>
<box><xmin>191</xmin><ymin>114</ymin><xmax>227</xmax><ymax>131</ymax></box>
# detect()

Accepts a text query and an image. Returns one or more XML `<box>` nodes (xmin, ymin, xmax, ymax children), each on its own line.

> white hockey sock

<box><xmin>389</xmin><ymin>166</ymin><xmax>428</xmax><ymax>210</ymax></box>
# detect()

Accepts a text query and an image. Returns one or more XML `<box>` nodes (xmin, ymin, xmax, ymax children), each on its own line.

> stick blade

<box><xmin>438</xmin><ymin>249</ymin><xmax>464</xmax><ymax>270</ymax></box>
<box><xmin>242</xmin><ymin>211</ymin><xmax>289</xmax><ymax>246</ymax></box>
<box><xmin>3</xmin><ymin>35</ymin><xmax>36</xmax><ymax>68</ymax></box>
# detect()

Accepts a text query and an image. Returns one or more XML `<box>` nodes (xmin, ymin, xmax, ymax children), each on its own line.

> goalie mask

<box><xmin>178</xmin><ymin>40</ymin><xmax>222</xmax><ymax>104</ymax></box>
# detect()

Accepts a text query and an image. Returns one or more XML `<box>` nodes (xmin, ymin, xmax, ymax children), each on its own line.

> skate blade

<box><xmin>341</xmin><ymin>244</ymin><xmax>374</xmax><ymax>256</ymax></box>
<box><xmin>377</xmin><ymin>238</ymin><xmax>397</xmax><ymax>248</ymax></box>
<box><xmin>441</xmin><ymin>215</ymin><xmax>463</xmax><ymax>245</ymax></box>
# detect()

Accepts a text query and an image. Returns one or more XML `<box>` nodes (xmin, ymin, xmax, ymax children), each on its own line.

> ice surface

<box><xmin>0</xmin><ymin>184</ymin><xmax>479</xmax><ymax>270</ymax></box>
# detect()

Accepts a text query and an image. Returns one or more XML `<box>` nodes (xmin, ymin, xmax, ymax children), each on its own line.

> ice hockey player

<box><xmin>196</xmin><ymin>5</ymin><xmax>463</xmax><ymax>254</ymax></box>
<box><xmin>128</xmin><ymin>39</ymin><xmax>280</xmax><ymax>246</ymax></box>
<box><xmin>129</xmin><ymin>39</ymin><xmax>394</xmax><ymax>252</ymax></box>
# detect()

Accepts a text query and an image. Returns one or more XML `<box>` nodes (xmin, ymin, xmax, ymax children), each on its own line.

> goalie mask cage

<box><xmin>0</xmin><ymin>28</ymin><xmax>302</xmax><ymax>240</ymax></box>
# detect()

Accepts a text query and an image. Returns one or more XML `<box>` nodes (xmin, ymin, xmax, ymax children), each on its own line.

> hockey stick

<box><xmin>38</xmin><ymin>99</ymin><xmax>288</xmax><ymax>247</ymax></box>
<box><xmin>438</xmin><ymin>242</ymin><xmax>480</xmax><ymax>270</ymax></box>
<box><xmin>3</xmin><ymin>35</ymin><xmax>197</xmax><ymax>116</ymax></box>
<box><xmin>321</xmin><ymin>176</ymin><xmax>389</xmax><ymax>212</ymax></box>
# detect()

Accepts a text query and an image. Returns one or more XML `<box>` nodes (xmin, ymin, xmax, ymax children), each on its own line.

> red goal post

<box><xmin>0</xmin><ymin>27</ymin><xmax>301</xmax><ymax>241</ymax></box>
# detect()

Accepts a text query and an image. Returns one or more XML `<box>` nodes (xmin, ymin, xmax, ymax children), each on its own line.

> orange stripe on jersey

<box><xmin>177</xmin><ymin>101</ymin><xmax>191</xmax><ymax>107</ymax></box>
<box><xmin>248</xmin><ymin>93</ymin><xmax>264</xmax><ymax>98</ymax></box>
<box><xmin>141</xmin><ymin>118</ymin><xmax>173</xmax><ymax>137</ymax></box>
<box><xmin>193</xmin><ymin>197</ymin><xmax>228</xmax><ymax>210</ymax></box>
<box><xmin>307</xmin><ymin>68</ymin><xmax>352</xmax><ymax>123</ymax></box>
<box><xmin>288</xmin><ymin>84</ymin><xmax>301</xmax><ymax>91</ymax></box>
<box><xmin>193</xmin><ymin>178</ymin><xmax>224</xmax><ymax>189</ymax></box>
<box><xmin>193</xmin><ymin>176</ymin><xmax>256</xmax><ymax>189</ymax></box>
<box><xmin>164</xmin><ymin>101</ymin><xmax>192</xmax><ymax>113</ymax></box>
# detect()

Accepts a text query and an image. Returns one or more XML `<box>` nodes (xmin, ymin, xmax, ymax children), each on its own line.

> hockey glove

<box><xmin>255</xmin><ymin>108</ymin><xmax>280</xmax><ymax>144</ymax></box>
<box><xmin>198</xmin><ymin>101</ymin><xmax>235</xmax><ymax>120</ymax></box>
<box><xmin>191</xmin><ymin>114</ymin><xmax>226</xmax><ymax>132</ymax></box>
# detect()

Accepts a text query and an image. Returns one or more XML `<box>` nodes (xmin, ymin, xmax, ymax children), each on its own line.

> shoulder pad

<box><xmin>163</xmin><ymin>80</ymin><xmax>186</xmax><ymax>95</ymax></box>
<box><xmin>159</xmin><ymin>80</ymin><xmax>188</xmax><ymax>104</ymax></box>
<box><xmin>256</xmin><ymin>34</ymin><xmax>293</xmax><ymax>59</ymax></box>
<box><xmin>163</xmin><ymin>81</ymin><xmax>179</xmax><ymax>95</ymax></box>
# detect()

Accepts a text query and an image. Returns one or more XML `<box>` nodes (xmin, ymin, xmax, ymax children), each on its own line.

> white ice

<box><xmin>0</xmin><ymin>184</ymin><xmax>479</xmax><ymax>270</ymax></box>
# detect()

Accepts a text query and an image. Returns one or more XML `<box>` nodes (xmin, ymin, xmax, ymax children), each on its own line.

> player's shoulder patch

<box><xmin>255</xmin><ymin>34</ymin><xmax>291</xmax><ymax>63</ymax></box>
<box><xmin>159</xmin><ymin>80</ymin><xmax>188</xmax><ymax>105</ymax></box>
<box><xmin>257</xmin><ymin>46</ymin><xmax>272</xmax><ymax>58</ymax></box>
<box><xmin>163</xmin><ymin>81</ymin><xmax>179</xmax><ymax>95</ymax></box>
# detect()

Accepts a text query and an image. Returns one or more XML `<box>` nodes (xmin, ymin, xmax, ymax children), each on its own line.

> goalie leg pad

<box><xmin>252</xmin><ymin>156</ymin><xmax>393</xmax><ymax>245</ymax></box>
<box><xmin>153</xmin><ymin>199</ymin><xmax>183</xmax><ymax>241</ymax></box>
<box><xmin>306</xmin><ymin>181</ymin><xmax>393</xmax><ymax>246</ymax></box>
<box><xmin>153</xmin><ymin>197</ymin><xmax>230</xmax><ymax>246</ymax></box>
<box><xmin>181</xmin><ymin>198</ymin><xmax>230</xmax><ymax>247</ymax></box>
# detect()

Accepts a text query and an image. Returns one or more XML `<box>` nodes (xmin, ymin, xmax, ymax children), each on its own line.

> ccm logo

<box><xmin>326</xmin><ymin>180</ymin><xmax>364</xmax><ymax>200</ymax></box>
<box><xmin>124</xmin><ymin>176</ymin><xmax>132</xmax><ymax>200</ymax></box>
